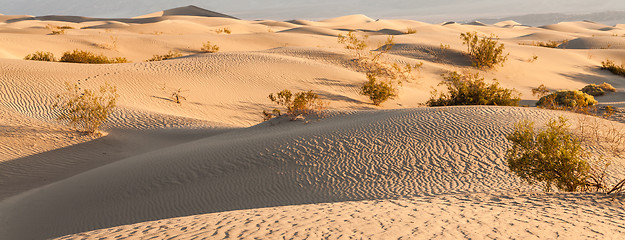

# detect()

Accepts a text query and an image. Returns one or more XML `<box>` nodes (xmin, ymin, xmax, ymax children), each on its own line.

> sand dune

<box><xmin>2</xmin><ymin>6</ymin><xmax>625</xmax><ymax>239</ymax></box>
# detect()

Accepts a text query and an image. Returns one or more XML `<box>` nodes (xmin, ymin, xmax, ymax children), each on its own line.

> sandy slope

<box><xmin>1</xmin><ymin>6</ymin><xmax>625</xmax><ymax>239</ymax></box>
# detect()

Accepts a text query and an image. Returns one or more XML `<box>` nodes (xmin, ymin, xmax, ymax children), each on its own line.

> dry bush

<box><xmin>215</xmin><ymin>27</ymin><xmax>231</xmax><ymax>34</ymax></box>
<box><xmin>50</xmin><ymin>29</ymin><xmax>65</xmax><ymax>35</ymax></box>
<box><xmin>599</xmin><ymin>82</ymin><xmax>616</xmax><ymax>92</ymax></box>
<box><xmin>54</xmin><ymin>82</ymin><xmax>118</xmax><ymax>134</ymax></box>
<box><xmin>522</xmin><ymin>40</ymin><xmax>568</xmax><ymax>48</ymax></box>
<box><xmin>427</xmin><ymin>71</ymin><xmax>520</xmax><ymax>106</ymax></box>
<box><xmin>264</xmin><ymin>90</ymin><xmax>326</xmax><ymax>121</ymax></box>
<box><xmin>201</xmin><ymin>41</ymin><xmax>220</xmax><ymax>53</ymax></box>
<box><xmin>24</xmin><ymin>51</ymin><xmax>56</xmax><ymax>62</ymax></box>
<box><xmin>460</xmin><ymin>31</ymin><xmax>509</xmax><ymax>69</ymax></box>
<box><xmin>536</xmin><ymin>90</ymin><xmax>597</xmax><ymax>111</ymax></box>
<box><xmin>60</xmin><ymin>50</ymin><xmax>128</xmax><ymax>64</ymax></box>
<box><xmin>96</xmin><ymin>36</ymin><xmax>119</xmax><ymax>50</ymax></box>
<box><xmin>581</xmin><ymin>83</ymin><xmax>615</xmax><ymax>97</ymax></box>
<box><xmin>146</xmin><ymin>50</ymin><xmax>184</xmax><ymax>62</ymax></box>
<box><xmin>528</xmin><ymin>55</ymin><xmax>538</xmax><ymax>63</ymax></box>
<box><xmin>405</xmin><ymin>28</ymin><xmax>417</xmax><ymax>34</ymax></box>
<box><xmin>159</xmin><ymin>84</ymin><xmax>188</xmax><ymax>104</ymax></box>
<box><xmin>531</xmin><ymin>84</ymin><xmax>550</xmax><ymax>98</ymax></box>
<box><xmin>58</xmin><ymin>26</ymin><xmax>74</xmax><ymax>29</ymax></box>
<box><xmin>506</xmin><ymin>117</ymin><xmax>607</xmax><ymax>192</ymax></box>
<box><xmin>601</xmin><ymin>59</ymin><xmax>625</xmax><ymax>77</ymax></box>
<box><xmin>338</xmin><ymin>31</ymin><xmax>422</xmax><ymax>105</ymax></box>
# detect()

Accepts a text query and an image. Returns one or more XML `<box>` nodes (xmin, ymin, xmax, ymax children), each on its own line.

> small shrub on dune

<box><xmin>536</xmin><ymin>90</ymin><xmax>597</xmax><ymax>111</ymax></box>
<box><xmin>146</xmin><ymin>50</ymin><xmax>184</xmax><ymax>62</ymax></box>
<box><xmin>506</xmin><ymin>117</ymin><xmax>605</xmax><ymax>192</ymax></box>
<box><xmin>531</xmin><ymin>84</ymin><xmax>550</xmax><ymax>98</ymax></box>
<box><xmin>360</xmin><ymin>73</ymin><xmax>397</xmax><ymax>106</ymax></box>
<box><xmin>460</xmin><ymin>31</ymin><xmax>509</xmax><ymax>69</ymax></box>
<box><xmin>60</xmin><ymin>50</ymin><xmax>128</xmax><ymax>64</ymax></box>
<box><xmin>338</xmin><ymin>31</ymin><xmax>422</xmax><ymax>105</ymax></box>
<box><xmin>427</xmin><ymin>71</ymin><xmax>520</xmax><ymax>106</ymax></box>
<box><xmin>601</xmin><ymin>59</ymin><xmax>625</xmax><ymax>77</ymax></box>
<box><xmin>201</xmin><ymin>41</ymin><xmax>220</xmax><ymax>53</ymax></box>
<box><xmin>581</xmin><ymin>84</ymin><xmax>612</xmax><ymax>97</ymax></box>
<box><xmin>598</xmin><ymin>82</ymin><xmax>616</xmax><ymax>92</ymax></box>
<box><xmin>264</xmin><ymin>90</ymin><xmax>326</xmax><ymax>121</ymax></box>
<box><xmin>24</xmin><ymin>51</ymin><xmax>56</xmax><ymax>62</ymax></box>
<box><xmin>54</xmin><ymin>81</ymin><xmax>118</xmax><ymax>134</ymax></box>
<box><xmin>50</xmin><ymin>29</ymin><xmax>65</xmax><ymax>35</ymax></box>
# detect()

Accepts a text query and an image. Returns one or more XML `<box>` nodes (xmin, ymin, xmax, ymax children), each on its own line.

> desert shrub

<box><xmin>146</xmin><ymin>50</ymin><xmax>184</xmax><ymax>62</ymax></box>
<box><xmin>58</xmin><ymin>26</ymin><xmax>74</xmax><ymax>29</ymax></box>
<box><xmin>427</xmin><ymin>71</ymin><xmax>520</xmax><ymax>106</ymax></box>
<box><xmin>405</xmin><ymin>28</ymin><xmax>417</xmax><ymax>34</ymax></box>
<box><xmin>215</xmin><ymin>27</ymin><xmax>231</xmax><ymax>34</ymax></box>
<box><xmin>360</xmin><ymin>73</ymin><xmax>397</xmax><ymax>106</ymax></box>
<box><xmin>24</xmin><ymin>51</ymin><xmax>56</xmax><ymax>61</ymax></box>
<box><xmin>601</xmin><ymin>59</ymin><xmax>625</xmax><ymax>77</ymax></box>
<box><xmin>60</xmin><ymin>50</ymin><xmax>128</xmax><ymax>64</ymax></box>
<box><xmin>159</xmin><ymin>84</ymin><xmax>188</xmax><ymax>104</ymax></box>
<box><xmin>265</xmin><ymin>90</ymin><xmax>326</xmax><ymax>121</ymax></box>
<box><xmin>54</xmin><ymin>82</ymin><xmax>118</xmax><ymax>134</ymax></box>
<box><xmin>531</xmin><ymin>84</ymin><xmax>550</xmax><ymax>98</ymax></box>
<box><xmin>525</xmin><ymin>40</ymin><xmax>568</xmax><ymax>48</ymax></box>
<box><xmin>338</xmin><ymin>31</ymin><xmax>422</xmax><ymax>105</ymax></box>
<box><xmin>581</xmin><ymin>84</ymin><xmax>606</xmax><ymax>96</ymax></box>
<box><xmin>95</xmin><ymin>36</ymin><xmax>119</xmax><ymax>50</ymax></box>
<box><xmin>536</xmin><ymin>90</ymin><xmax>597</xmax><ymax>110</ymax></box>
<box><xmin>599</xmin><ymin>82</ymin><xmax>616</xmax><ymax>92</ymax></box>
<box><xmin>201</xmin><ymin>41</ymin><xmax>220</xmax><ymax>53</ymax></box>
<box><xmin>50</xmin><ymin>29</ymin><xmax>65</xmax><ymax>35</ymax></box>
<box><xmin>460</xmin><ymin>32</ymin><xmax>509</xmax><ymax>69</ymax></box>
<box><xmin>506</xmin><ymin>117</ymin><xmax>603</xmax><ymax>192</ymax></box>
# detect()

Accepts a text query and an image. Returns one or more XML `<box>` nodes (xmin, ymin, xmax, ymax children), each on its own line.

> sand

<box><xmin>1</xmin><ymin>5</ymin><xmax>625</xmax><ymax>239</ymax></box>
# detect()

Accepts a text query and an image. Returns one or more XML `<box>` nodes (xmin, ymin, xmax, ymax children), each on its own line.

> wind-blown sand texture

<box><xmin>1</xmin><ymin>6</ymin><xmax>625</xmax><ymax>239</ymax></box>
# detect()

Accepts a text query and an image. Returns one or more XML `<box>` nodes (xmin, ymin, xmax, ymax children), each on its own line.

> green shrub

<box><xmin>581</xmin><ymin>84</ymin><xmax>606</xmax><ymax>96</ymax></box>
<box><xmin>536</xmin><ymin>90</ymin><xmax>597</xmax><ymax>110</ymax></box>
<box><xmin>360</xmin><ymin>73</ymin><xmax>397</xmax><ymax>106</ymax></box>
<box><xmin>54</xmin><ymin>82</ymin><xmax>118</xmax><ymax>134</ymax></box>
<box><xmin>427</xmin><ymin>71</ymin><xmax>520</xmax><ymax>106</ymax></box>
<box><xmin>506</xmin><ymin>117</ymin><xmax>597</xmax><ymax>192</ymax></box>
<box><xmin>201</xmin><ymin>41</ymin><xmax>220</xmax><ymax>53</ymax></box>
<box><xmin>338</xmin><ymin>31</ymin><xmax>421</xmax><ymax>105</ymax></box>
<box><xmin>601</xmin><ymin>59</ymin><xmax>625</xmax><ymax>77</ymax></box>
<box><xmin>24</xmin><ymin>51</ymin><xmax>56</xmax><ymax>61</ymax></box>
<box><xmin>460</xmin><ymin>32</ymin><xmax>509</xmax><ymax>69</ymax></box>
<box><xmin>265</xmin><ymin>90</ymin><xmax>326</xmax><ymax>121</ymax></box>
<box><xmin>146</xmin><ymin>50</ymin><xmax>184</xmax><ymax>62</ymax></box>
<box><xmin>60</xmin><ymin>50</ymin><xmax>128</xmax><ymax>64</ymax></box>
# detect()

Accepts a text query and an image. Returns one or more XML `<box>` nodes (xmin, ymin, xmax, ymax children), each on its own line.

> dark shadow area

<box><xmin>0</xmin><ymin>127</ymin><xmax>232</xmax><ymax>201</ymax></box>
<box><xmin>314</xmin><ymin>77</ymin><xmax>359</xmax><ymax>88</ymax></box>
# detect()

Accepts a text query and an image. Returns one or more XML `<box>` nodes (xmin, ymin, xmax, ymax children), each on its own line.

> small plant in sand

<box><xmin>601</xmin><ymin>59</ymin><xmax>625</xmax><ymax>77</ymax></box>
<box><xmin>54</xmin><ymin>81</ymin><xmax>118</xmax><ymax>134</ymax></box>
<box><xmin>50</xmin><ymin>29</ymin><xmax>65</xmax><ymax>35</ymax></box>
<box><xmin>24</xmin><ymin>51</ymin><xmax>56</xmax><ymax>62</ymax></box>
<box><xmin>506</xmin><ymin>117</ymin><xmax>607</xmax><ymax>192</ymax></box>
<box><xmin>427</xmin><ymin>71</ymin><xmax>520</xmax><ymax>106</ymax></box>
<box><xmin>160</xmin><ymin>84</ymin><xmax>188</xmax><ymax>104</ymax></box>
<box><xmin>581</xmin><ymin>83</ymin><xmax>616</xmax><ymax>97</ymax></box>
<box><xmin>146</xmin><ymin>50</ymin><xmax>184</xmax><ymax>62</ymax></box>
<box><xmin>215</xmin><ymin>27</ymin><xmax>232</xmax><ymax>34</ymax></box>
<box><xmin>536</xmin><ymin>90</ymin><xmax>597</xmax><ymax>112</ymax></box>
<box><xmin>60</xmin><ymin>50</ymin><xmax>128</xmax><ymax>64</ymax></box>
<box><xmin>531</xmin><ymin>84</ymin><xmax>550</xmax><ymax>98</ymax></box>
<box><xmin>405</xmin><ymin>28</ymin><xmax>417</xmax><ymax>34</ymax></box>
<box><xmin>264</xmin><ymin>90</ymin><xmax>326</xmax><ymax>121</ymax></box>
<box><xmin>96</xmin><ymin>36</ymin><xmax>119</xmax><ymax>50</ymax></box>
<box><xmin>338</xmin><ymin>31</ymin><xmax>422</xmax><ymax>105</ymax></box>
<box><xmin>523</xmin><ymin>40</ymin><xmax>568</xmax><ymax>48</ymax></box>
<box><xmin>528</xmin><ymin>54</ymin><xmax>538</xmax><ymax>63</ymax></box>
<box><xmin>460</xmin><ymin>31</ymin><xmax>509</xmax><ymax>69</ymax></box>
<box><xmin>201</xmin><ymin>41</ymin><xmax>220</xmax><ymax>53</ymax></box>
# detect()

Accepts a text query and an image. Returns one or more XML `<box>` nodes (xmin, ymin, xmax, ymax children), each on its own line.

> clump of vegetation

<box><xmin>95</xmin><ymin>36</ymin><xmax>119</xmax><ymax>50</ymax></box>
<box><xmin>601</xmin><ymin>59</ymin><xmax>625</xmax><ymax>77</ymax></box>
<box><xmin>58</xmin><ymin>26</ymin><xmax>74</xmax><ymax>29</ymax></box>
<box><xmin>159</xmin><ymin>84</ymin><xmax>188</xmax><ymax>104</ymax></box>
<box><xmin>506</xmin><ymin>117</ymin><xmax>605</xmax><ymax>192</ymax></box>
<box><xmin>24</xmin><ymin>51</ymin><xmax>56</xmax><ymax>61</ymax></box>
<box><xmin>580</xmin><ymin>83</ymin><xmax>615</xmax><ymax>97</ymax></box>
<box><xmin>215</xmin><ymin>27</ymin><xmax>231</xmax><ymax>34</ymax></box>
<box><xmin>201</xmin><ymin>41</ymin><xmax>220</xmax><ymax>53</ymax></box>
<box><xmin>264</xmin><ymin>90</ymin><xmax>326</xmax><ymax>121</ymax></box>
<box><xmin>54</xmin><ymin>81</ymin><xmax>118</xmax><ymax>134</ymax></box>
<box><xmin>50</xmin><ymin>29</ymin><xmax>65</xmax><ymax>35</ymax></box>
<box><xmin>338</xmin><ymin>31</ymin><xmax>422</xmax><ymax>105</ymax></box>
<box><xmin>405</xmin><ymin>28</ymin><xmax>417</xmax><ymax>34</ymax></box>
<box><xmin>531</xmin><ymin>84</ymin><xmax>550</xmax><ymax>98</ymax></box>
<box><xmin>60</xmin><ymin>50</ymin><xmax>128</xmax><ymax>64</ymax></box>
<box><xmin>146</xmin><ymin>50</ymin><xmax>184</xmax><ymax>62</ymax></box>
<box><xmin>536</xmin><ymin>90</ymin><xmax>597</xmax><ymax>110</ymax></box>
<box><xmin>528</xmin><ymin>55</ymin><xmax>538</xmax><ymax>63</ymax></box>
<box><xmin>427</xmin><ymin>71</ymin><xmax>520</xmax><ymax>106</ymax></box>
<box><xmin>522</xmin><ymin>40</ymin><xmax>568</xmax><ymax>48</ymax></box>
<box><xmin>460</xmin><ymin>31</ymin><xmax>509</xmax><ymax>69</ymax></box>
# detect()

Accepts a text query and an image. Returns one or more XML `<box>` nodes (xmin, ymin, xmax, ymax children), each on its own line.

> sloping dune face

<box><xmin>3</xmin><ymin>106</ymin><xmax>615</xmax><ymax>239</ymax></box>
<box><xmin>2</xmin><ymin>6</ymin><xmax>625</xmax><ymax>239</ymax></box>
